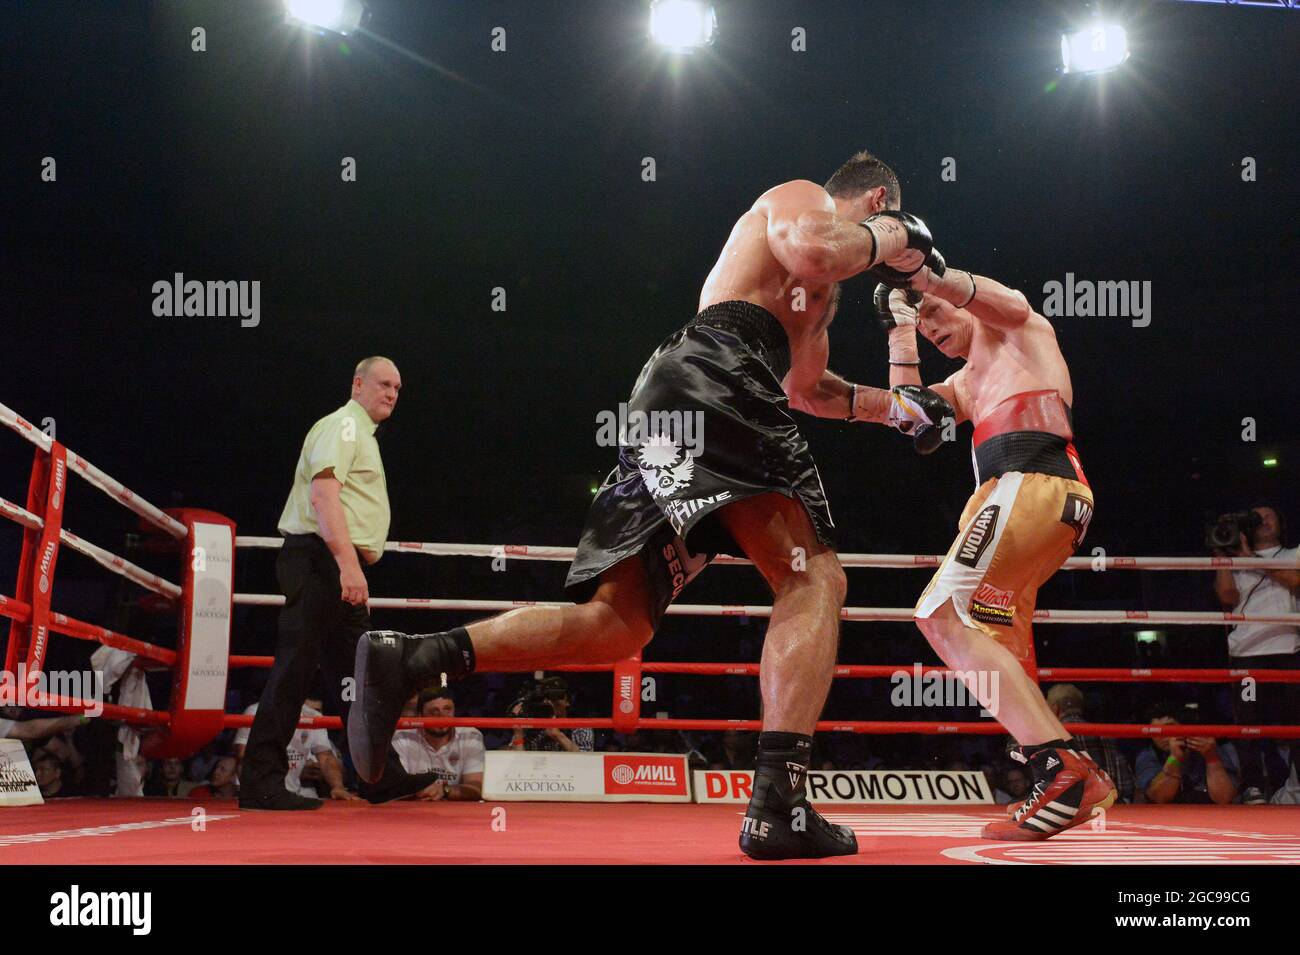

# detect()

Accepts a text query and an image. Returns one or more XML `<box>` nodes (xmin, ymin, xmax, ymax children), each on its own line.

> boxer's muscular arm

<box><xmin>761</xmin><ymin>181</ymin><xmax>906</xmax><ymax>284</ymax></box>
<box><xmin>923</xmin><ymin>267</ymin><xmax>1032</xmax><ymax>329</ymax></box>
<box><xmin>784</xmin><ymin>329</ymin><xmax>892</xmax><ymax>421</ymax></box>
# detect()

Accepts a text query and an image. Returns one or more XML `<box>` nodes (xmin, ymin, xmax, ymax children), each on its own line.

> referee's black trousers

<box><xmin>240</xmin><ymin>533</ymin><xmax>431</xmax><ymax>800</ymax></box>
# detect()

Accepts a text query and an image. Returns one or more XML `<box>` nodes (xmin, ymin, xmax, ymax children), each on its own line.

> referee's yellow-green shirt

<box><xmin>277</xmin><ymin>399</ymin><xmax>390</xmax><ymax>563</ymax></box>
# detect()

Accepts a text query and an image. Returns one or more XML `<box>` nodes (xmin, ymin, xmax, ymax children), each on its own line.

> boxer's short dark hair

<box><xmin>825</xmin><ymin>150</ymin><xmax>900</xmax><ymax>206</ymax></box>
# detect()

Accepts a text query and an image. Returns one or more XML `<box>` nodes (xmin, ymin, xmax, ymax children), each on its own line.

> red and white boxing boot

<box><xmin>984</xmin><ymin>744</ymin><xmax>1116</xmax><ymax>841</ymax></box>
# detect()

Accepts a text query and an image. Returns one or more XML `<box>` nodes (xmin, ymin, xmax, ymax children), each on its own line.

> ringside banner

<box><xmin>694</xmin><ymin>769</ymin><xmax>993</xmax><ymax>804</ymax></box>
<box><xmin>485</xmin><ymin>751</ymin><xmax>690</xmax><ymax>802</ymax></box>
<box><xmin>0</xmin><ymin>739</ymin><xmax>43</xmax><ymax>807</ymax></box>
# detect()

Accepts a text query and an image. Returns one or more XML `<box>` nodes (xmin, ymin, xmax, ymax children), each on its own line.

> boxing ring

<box><xmin>3</xmin><ymin>398</ymin><xmax>1299</xmax><ymax>865</ymax></box>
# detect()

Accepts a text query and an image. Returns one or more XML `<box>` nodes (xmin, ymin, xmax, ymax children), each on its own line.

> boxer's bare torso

<box><xmin>699</xmin><ymin>182</ymin><xmax>844</xmax><ymax>394</ymax></box>
<box><xmin>929</xmin><ymin>307</ymin><xmax>1073</xmax><ymax>430</ymax></box>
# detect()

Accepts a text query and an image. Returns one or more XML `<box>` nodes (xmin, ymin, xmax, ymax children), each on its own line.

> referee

<box><xmin>239</xmin><ymin>356</ymin><xmax>436</xmax><ymax>809</ymax></box>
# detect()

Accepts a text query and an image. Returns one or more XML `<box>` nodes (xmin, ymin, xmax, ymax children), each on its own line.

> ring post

<box><xmin>19</xmin><ymin>444</ymin><xmax>67</xmax><ymax>677</ymax></box>
<box><xmin>141</xmin><ymin>508</ymin><xmax>235</xmax><ymax>758</ymax></box>
<box><xmin>611</xmin><ymin>652</ymin><xmax>642</xmax><ymax>733</ymax></box>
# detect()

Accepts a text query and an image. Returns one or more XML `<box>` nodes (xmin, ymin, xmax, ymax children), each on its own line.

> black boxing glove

<box><xmin>870</xmin><ymin>245</ymin><xmax>948</xmax><ymax>290</ymax></box>
<box><xmin>887</xmin><ymin>385</ymin><xmax>954</xmax><ymax>455</ymax></box>
<box><xmin>860</xmin><ymin>211</ymin><xmax>934</xmax><ymax>282</ymax></box>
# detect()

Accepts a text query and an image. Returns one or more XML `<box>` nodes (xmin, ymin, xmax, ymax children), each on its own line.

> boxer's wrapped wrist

<box><xmin>910</xmin><ymin>265</ymin><xmax>941</xmax><ymax>294</ymax></box>
<box><xmin>848</xmin><ymin>383</ymin><xmax>890</xmax><ymax>423</ymax></box>
<box><xmin>859</xmin><ymin>217</ymin><xmax>907</xmax><ymax>268</ymax></box>
<box><xmin>888</xmin><ymin>326</ymin><xmax>919</xmax><ymax>365</ymax></box>
<box><xmin>928</xmin><ymin>267</ymin><xmax>976</xmax><ymax>308</ymax></box>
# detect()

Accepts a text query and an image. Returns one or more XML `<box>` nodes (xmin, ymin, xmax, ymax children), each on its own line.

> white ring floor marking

<box><xmin>0</xmin><ymin>814</ymin><xmax>239</xmax><ymax>847</ymax></box>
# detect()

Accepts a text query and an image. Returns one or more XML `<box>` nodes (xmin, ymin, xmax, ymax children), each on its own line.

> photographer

<box><xmin>507</xmin><ymin>677</ymin><xmax>594</xmax><ymax>753</ymax></box>
<box><xmin>1136</xmin><ymin>708</ymin><xmax>1239</xmax><ymax>805</ymax></box>
<box><xmin>1210</xmin><ymin>505</ymin><xmax>1300</xmax><ymax>803</ymax></box>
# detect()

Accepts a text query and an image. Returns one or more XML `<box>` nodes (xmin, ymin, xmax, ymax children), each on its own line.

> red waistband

<box><xmin>972</xmin><ymin>390</ymin><xmax>1074</xmax><ymax>448</ymax></box>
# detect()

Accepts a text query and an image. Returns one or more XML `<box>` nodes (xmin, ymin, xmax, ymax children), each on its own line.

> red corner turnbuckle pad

<box><xmin>5</xmin><ymin>443</ymin><xmax>67</xmax><ymax>677</ymax></box>
<box><xmin>141</xmin><ymin>508</ymin><xmax>236</xmax><ymax>759</ymax></box>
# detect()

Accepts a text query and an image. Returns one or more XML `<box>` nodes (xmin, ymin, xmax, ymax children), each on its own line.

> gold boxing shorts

<box><xmin>915</xmin><ymin>471</ymin><xmax>1094</xmax><ymax>663</ymax></box>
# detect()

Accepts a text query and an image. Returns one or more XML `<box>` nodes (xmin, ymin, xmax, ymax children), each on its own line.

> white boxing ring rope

<box><xmin>232</xmin><ymin>537</ymin><xmax>1300</xmax><ymax>626</ymax></box>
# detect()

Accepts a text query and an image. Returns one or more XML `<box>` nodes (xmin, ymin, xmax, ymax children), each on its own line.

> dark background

<box><xmin>2</xmin><ymin>0</ymin><xmax>1297</xmax><ymax>760</ymax></box>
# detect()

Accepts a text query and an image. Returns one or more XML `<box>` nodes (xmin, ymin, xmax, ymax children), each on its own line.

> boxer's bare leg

<box><xmin>716</xmin><ymin>493</ymin><xmax>846</xmax><ymax>735</ymax></box>
<box><xmin>915</xmin><ymin>600</ymin><xmax>1067</xmax><ymax>745</ymax></box>
<box><xmin>466</xmin><ymin>555</ymin><xmax>655</xmax><ymax>670</ymax></box>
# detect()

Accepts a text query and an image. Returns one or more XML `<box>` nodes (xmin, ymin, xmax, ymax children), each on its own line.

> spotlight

<box><xmin>284</xmin><ymin>0</ymin><xmax>370</xmax><ymax>37</ymax></box>
<box><xmin>1061</xmin><ymin>20</ymin><xmax>1130</xmax><ymax>74</ymax></box>
<box><xmin>649</xmin><ymin>0</ymin><xmax>718</xmax><ymax>53</ymax></box>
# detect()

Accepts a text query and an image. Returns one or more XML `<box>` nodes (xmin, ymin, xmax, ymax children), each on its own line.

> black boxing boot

<box><xmin>349</xmin><ymin>627</ymin><xmax>475</xmax><ymax>784</ymax></box>
<box><xmin>738</xmin><ymin>732</ymin><xmax>858</xmax><ymax>860</ymax></box>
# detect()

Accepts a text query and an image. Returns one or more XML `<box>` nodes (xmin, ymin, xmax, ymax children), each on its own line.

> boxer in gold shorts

<box><xmin>872</xmin><ymin>261</ymin><xmax>1117</xmax><ymax>840</ymax></box>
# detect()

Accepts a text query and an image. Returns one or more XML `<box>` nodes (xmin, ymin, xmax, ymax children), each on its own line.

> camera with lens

<box><xmin>1205</xmin><ymin>510</ymin><xmax>1262</xmax><ymax>551</ymax></box>
<box><xmin>511</xmin><ymin>677</ymin><xmax>569</xmax><ymax>747</ymax></box>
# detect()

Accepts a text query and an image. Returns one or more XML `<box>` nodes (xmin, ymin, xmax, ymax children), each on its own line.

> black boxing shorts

<box><xmin>565</xmin><ymin>300</ymin><xmax>835</xmax><ymax>629</ymax></box>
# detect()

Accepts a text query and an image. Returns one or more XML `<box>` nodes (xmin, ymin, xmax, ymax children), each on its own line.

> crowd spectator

<box><xmin>188</xmin><ymin>756</ymin><xmax>240</xmax><ymax>799</ymax></box>
<box><xmin>392</xmin><ymin>690</ymin><xmax>484</xmax><ymax>801</ymax></box>
<box><xmin>144</xmin><ymin>757</ymin><xmax>189</xmax><ymax>797</ymax></box>
<box><xmin>709</xmin><ymin>729</ymin><xmax>755</xmax><ymax>770</ymax></box>
<box><xmin>1211</xmin><ymin>504</ymin><xmax>1299</xmax><ymax>804</ymax></box>
<box><xmin>186</xmin><ymin>741</ymin><xmax>223</xmax><ymax>785</ymax></box>
<box><xmin>1045</xmin><ymin>683</ymin><xmax>1135</xmax><ymax>802</ymax></box>
<box><xmin>1136</xmin><ymin>707</ymin><xmax>1239</xmax><ymax>805</ymax></box>
<box><xmin>992</xmin><ymin>764</ymin><xmax>1031</xmax><ymax>805</ymax></box>
<box><xmin>32</xmin><ymin>750</ymin><xmax>77</xmax><ymax>798</ymax></box>
<box><xmin>507</xmin><ymin>677</ymin><xmax>593</xmax><ymax>753</ymax></box>
<box><xmin>235</xmin><ymin>697</ymin><xmax>356</xmax><ymax>802</ymax></box>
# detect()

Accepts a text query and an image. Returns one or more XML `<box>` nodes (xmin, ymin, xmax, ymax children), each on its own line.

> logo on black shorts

<box><xmin>660</xmin><ymin>537</ymin><xmax>709</xmax><ymax>602</ymax></box>
<box><xmin>636</xmin><ymin>435</ymin><xmax>696</xmax><ymax>499</ymax></box>
<box><xmin>955</xmin><ymin>505</ymin><xmax>1001</xmax><ymax>568</ymax></box>
<box><xmin>1060</xmin><ymin>493</ymin><xmax>1093</xmax><ymax>551</ymax></box>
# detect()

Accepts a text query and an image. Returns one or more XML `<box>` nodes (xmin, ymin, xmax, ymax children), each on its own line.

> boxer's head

<box><xmin>825</xmin><ymin>149</ymin><xmax>900</xmax><ymax>221</ymax></box>
<box><xmin>916</xmin><ymin>294</ymin><xmax>974</xmax><ymax>358</ymax></box>
<box><xmin>352</xmin><ymin>356</ymin><xmax>402</xmax><ymax>422</ymax></box>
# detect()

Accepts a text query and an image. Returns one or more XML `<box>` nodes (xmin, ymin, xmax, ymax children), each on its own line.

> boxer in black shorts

<box><xmin>348</xmin><ymin>151</ymin><xmax>953</xmax><ymax>859</ymax></box>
